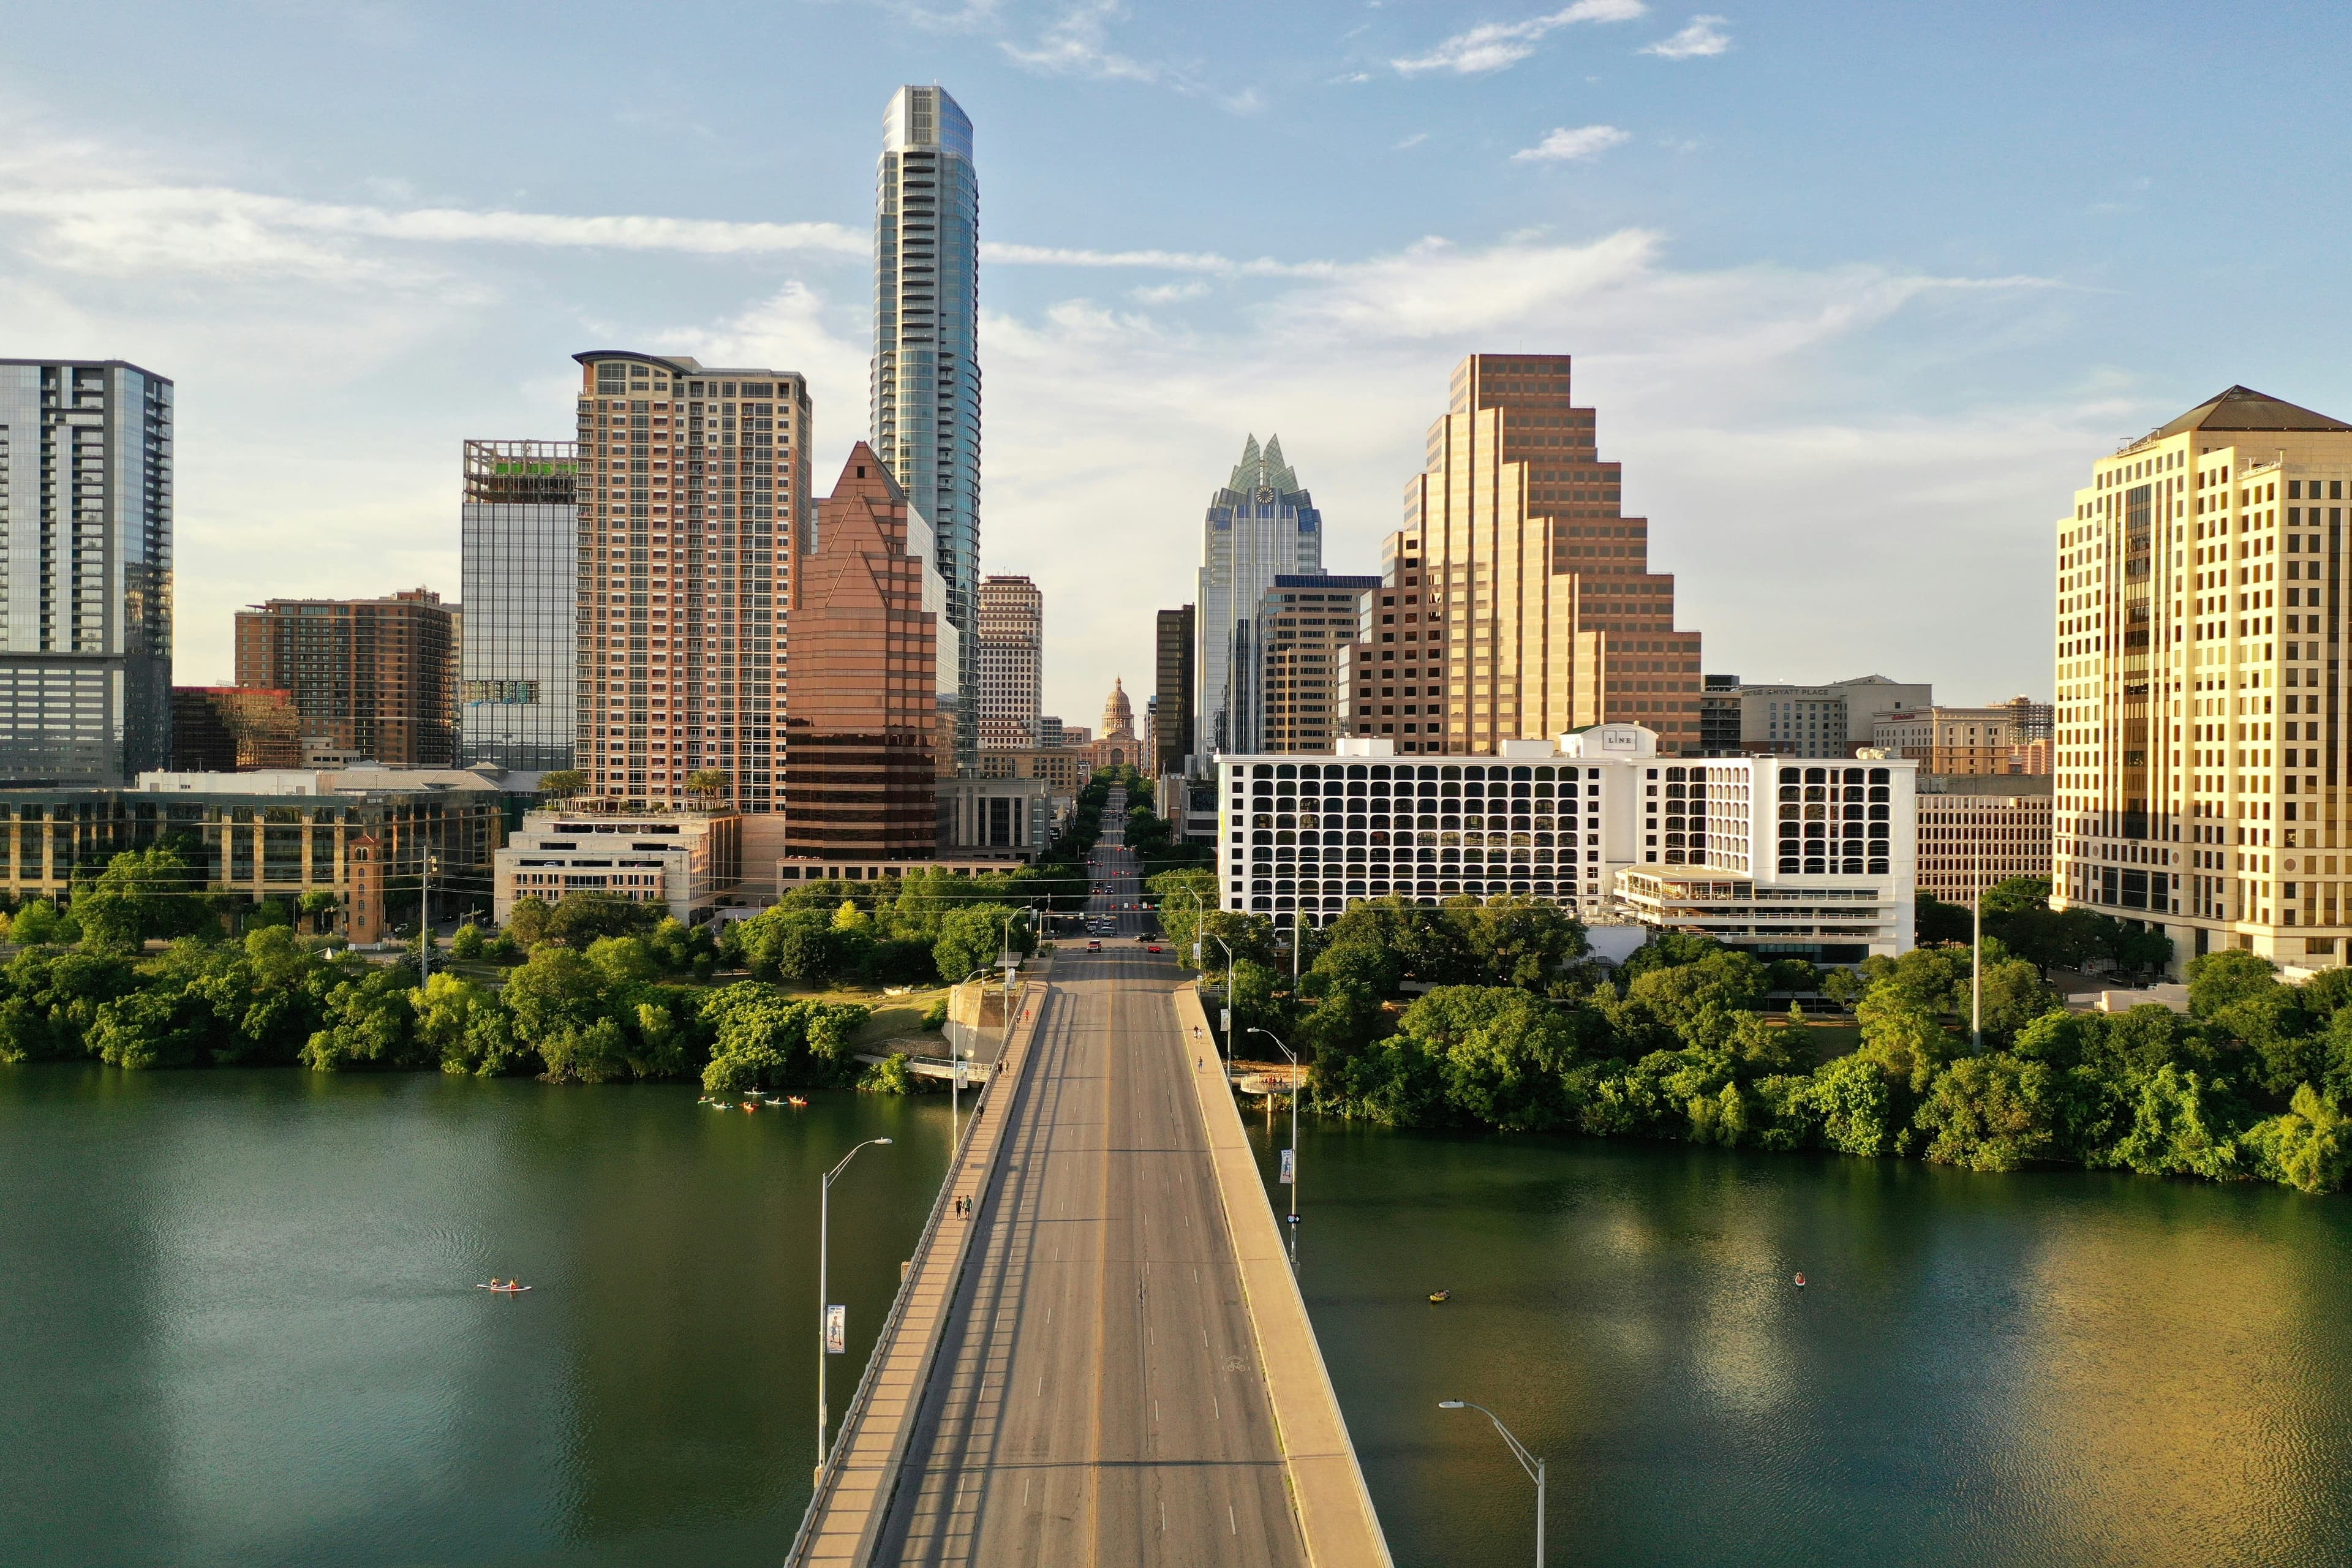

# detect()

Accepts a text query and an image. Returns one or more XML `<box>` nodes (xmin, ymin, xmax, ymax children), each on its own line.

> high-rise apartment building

<box><xmin>1405</xmin><ymin>353</ymin><xmax>1702</xmax><ymax>753</ymax></box>
<box><xmin>235</xmin><ymin>590</ymin><xmax>456</xmax><ymax>767</ymax></box>
<box><xmin>460</xmin><ymin>440</ymin><xmax>578</xmax><ymax>773</ymax></box>
<box><xmin>1254</xmin><ymin>575</ymin><xmax>1379</xmax><ymax>754</ymax></box>
<box><xmin>571</xmin><ymin>353</ymin><xmax>812</xmax><ymax>814</ymax></box>
<box><xmin>783</xmin><ymin>446</ymin><xmax>940</xmax><ymax>858</ymax></box>
<box><xmin>1718</xmin><ymin>676</ymin><xmax>1935</xmax><ymax>756</ymax></box>
<box><xmin>0</xmin><ymin>360</ymin><xmax>173</xmax><ymax>785</ymax></box>
<box><xmin>1199</xmin><ymin>435</ymin><xmax>1323</xmax><ymax>754</ymax></box>
<box><xmin>873</xmin><ymin>85</ymin><xmax>981</xmax><ymax>769</ymax></box>
<box><xmin>170</xmin><ymin>686</ymin><xmax>303</xmax><ymax>771</ymax></box>
<box><xmin>1155</xmin><ymin>604</ymin><xmax>1196</xmax><ymax>774</ymax></box>
<box><xmin>975</xmin><ymin>573</ymin><xmax>1041</xmax><ymax>747</ymax></box>
<box><xmin>1341</xmin><ymin>529</ymin><xmax>1452</xmax><ymax>753</ymax></box>
<box><xmin>2056</xmin><ymin>385</ymin><xmax>2352</xmax><ymax>970</ymax></box>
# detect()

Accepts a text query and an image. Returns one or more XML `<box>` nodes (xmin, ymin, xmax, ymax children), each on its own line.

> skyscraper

<box><xmin>785</xmin><ymin>445</ymin><xmax>941</xmax><ymax>858</ymax></box>
<box><xmin>460</xmin><ymin>439</ymin><xmax>578</xmax><ymax>772</ymax></box>
<box><xmin>571</xmin><ymin>353</ymin><xmax>812</xmax><ymax>814</ymax></box>
<box><xmin>873</xmin><ymin>85</ymin><xmax>981</xmax><ymax>769</ymax></box>
<box><xmin>0</xmin><ymin>359</ymin><xmax>173</xmax><ymax>785</ymax></box>
<box><xmin>975</xmin><ymin>573</ymin><xmax>1041</xmax><ymax>747</ymax></box>
<box><xmin>1407</xmin><ymin>353</ymin><xmax>1702</xmax><ymax>754</ymax></box>
<box><xmin>235</xmin><ymin>590</ymin><xmax>457</xmax><ymax>766</ymax></box>
<box><xmin>1254</xmin><ymin>575</ymin><xmax>1380</xmax><ymax>753</ymax></box>
<box><xmin>1198</xmin><ymin>435</ymin><xmax>1322</xmax><ymax>755</ymax></box>
<box><xmin>1154</xmin><ymin>604</ymin><xmax>1196</xmax><ymax>774</ymax></box>
<box><xmin>2056</xmin><ymin>384</ymin><xmax>2352</xmax><ymax>970</ymax></box>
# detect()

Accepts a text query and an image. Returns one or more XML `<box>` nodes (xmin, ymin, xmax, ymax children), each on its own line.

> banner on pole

<box><xmin>954</xmin><ymin>1059</ymin><xmax>970</xmax><ymax>1089</ymax></box>
<box><xmin>1219</xmin><ymin>1008</ymin><xmax>1231</xmax><ymax>1032</ymax></box>
<box><xmin>824</xmin><ymin>1305</ymin><xmax>846</xmax><ymax>1354</ymax></box>
<box><xmin>1279</xmin><ymin>1148</ymin><xmax>1295</xmax><ymax>1185</ymax></box>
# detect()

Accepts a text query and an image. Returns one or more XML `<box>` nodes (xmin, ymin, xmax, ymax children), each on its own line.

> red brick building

<box><xmin>234</xmin><ymin>589</ymin><xmax>457</xmax><ymax>767</ymax></box>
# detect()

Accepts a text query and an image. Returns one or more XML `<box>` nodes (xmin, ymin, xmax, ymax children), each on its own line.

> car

<box><xmin>1147</xmin><ymin>944</ymin><xmax>1164</xmax><ymax>954</ymax></box>
<box><xmin>1087</xmin><ymin>939</ymin><xmax>1102</xmax><ymax>952</ymax></box>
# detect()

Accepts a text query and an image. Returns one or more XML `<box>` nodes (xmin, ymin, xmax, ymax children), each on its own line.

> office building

<box><xmin>571</xmin><ymin>353</ymin><xmax>812</xmax><ymax>818</ymax></box>
<box><xmin>460</xmin><ymin>440</ymin><xmax>578</xmax><ymax>773</ymax></box>
<box><xmin>1255</xmin><ymin>574</ymin><xmax>1379</xmax><ymax>753</ymax></box>
<box><xmin>0</xmin><ymin>770</ymin><xmax>501</xmax><ymax>925</ymax></box>
<box><xmin>873</xmin><ymin>85</ymin><xmax>981</xmax><ymax>767</ymax></box>
<box><xmin>976</xmin><ymin>745</ymin><xmax>1091</xmax><ymax>794</ymax></box>
<box><xmin>936</xmin><ymin>775</ymin><xmax>1055</xmax><ymax>857</ymax></box>
<box><xmin>236</xmin><ymin>590</ymin><xmax>457</xmax><ymax>767</ymax></box>
<box><xmin>1199</xmin><ymin>435</ymin><xmax>1323</xmax><ymax>754</ymax></box>
<box><xmin>496</xmin><ymin>807</ymin><xmax>741</xmax><ymax>925</ymax></box>
<box><xmin>1875</xmin><ymin>700</ymin><xmax>2053</xmax><ymax>775</ymax></box>
<box><xmin>0</xmin><ymin>359</ymin><xmax>173</xmax><ymax>785</ymax></box>
<box><xmin>783</xmin><ymin>445</ymin><xmax>941</xmax><ymax>859</ymax></box>
<box><xmin>1916</xmin><ymin>774</ymin><xmax>2054</xmax><ymax>905</ymax></box>
<box><xmin>1710</xmin><ymin>675</ymin><xmax>1934</xmax><ymax>756</ymax></box>
<box><xmin>1155</xmin><ymin>604</ymin><xmax>1196</xmax><ymax>774</ymax></box>
<box><xmin>1404</xmin><ymin>353</ymin><xmax>1703</xmax><ymax>754</ymax></box>
<box><xmin>1216</xmin><ymin>722</ymin><xmax>1915</xmax><ymax>960</ymax></box>
<box><xmin>1698</xmin><ymin>673</ymin><xmax>1743</xmax><ymax>753</ymax></box>
<box><xmin>170</xmin><ymin>686</ymin><xmax>303</xmax><ymax>771</ymax></box>
<box><xmin>1340</xmin><ymin>529</ymin><xmax>1451</xmax><ymax>754</ymax></box>
<box><xmin>975</xmin><ymin>574</ymin><xmax>1042</xmax><ymax>747</ymax></box>
<box><xmin>2055</xmin><ymin>384</ymin><xmax>2352</xmax><ymax>970</ymax></box>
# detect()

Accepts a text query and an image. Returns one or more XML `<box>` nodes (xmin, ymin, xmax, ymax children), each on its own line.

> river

<box><xmin>5</xmin><ymin>1065</ymin><xmax>2349</xmax><ymax>1567</ymax></box>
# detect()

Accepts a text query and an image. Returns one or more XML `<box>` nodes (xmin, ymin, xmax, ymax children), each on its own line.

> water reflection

<box><xmin>1251</xmin><ymin>1119</ymin><xmax>2352</xmax><ymax>1568</ymax></box>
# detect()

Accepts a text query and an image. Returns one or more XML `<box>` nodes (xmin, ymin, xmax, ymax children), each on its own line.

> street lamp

<box><xmin>1246</xmin><ymin>1027</ymin><xmax>1302</xmax><ymax>1226</ymax></box>
<box><xmin>1437</xmin><ymin>1400</ymin><xmax>1545</xmax><ymax>1567</ymax></box>
<box><xmin>817</xmin><ymin>1137</ymin><xmax>893</xmax><ymax>1479</ymax></box>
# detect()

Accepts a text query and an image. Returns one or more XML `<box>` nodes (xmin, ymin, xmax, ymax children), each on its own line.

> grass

<box><xmin>773</xmin><ymin>982</ymin><xmax>953</xmax><ymax>1048</ymax></box>
<box><xmin>1765</xmin><ymin>1016</ymin><xmax>1863</xmax><ymax>1063</ymax></box>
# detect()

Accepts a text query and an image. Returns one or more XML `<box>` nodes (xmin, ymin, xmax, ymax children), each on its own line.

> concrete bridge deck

<box><xmin>788</xmin><ymin>791</ymin><xmax>1388</xmax><ymax>1565</ymax></box>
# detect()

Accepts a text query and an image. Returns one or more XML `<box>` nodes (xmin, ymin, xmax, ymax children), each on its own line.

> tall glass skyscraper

<box><xmin>459</xmin><ymin>440</ymin><xmax>578</xmax><ymax>773</ymax></box>
<box><xmin>1197</xmin><ymin>434</ymin><xmax>1322</xmax><ymax>755</ymax></box>
<box><xmin>873</xmin><ymin>85</ymin><xmax>980</xmax><ymax>769</ymax></box>
<box><xmin>0</xmin><ymin>359</ymin><xmax>173</xmax><ymax>785</ymax></box>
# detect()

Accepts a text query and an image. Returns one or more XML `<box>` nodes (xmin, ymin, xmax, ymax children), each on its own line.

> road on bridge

<box><xmin>870</xmin><ymin>939</ymin><xmax>1309</xmax><ymax>1566</ymax></box>
<box><xmin>1087</xmin><ymin>785</ymin><xmax>1148</xmax><ymax>941</ymax></box>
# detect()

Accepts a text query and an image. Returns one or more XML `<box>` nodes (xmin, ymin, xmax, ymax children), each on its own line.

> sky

<box><xmin>7</xmin><ymin>0</ymin><xmax>2352</xmax><ymax>726</ymax></box>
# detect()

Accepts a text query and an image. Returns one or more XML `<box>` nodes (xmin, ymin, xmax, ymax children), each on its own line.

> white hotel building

<box><xmin>1216</xmin><ymin>723</ymin><xmax>1917</xmax><ymax>964</ymax></box>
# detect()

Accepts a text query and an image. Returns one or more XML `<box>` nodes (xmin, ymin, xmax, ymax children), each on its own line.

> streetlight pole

<box><xmin>817</xmin><ymin>1137</ymin><xmax>893</xmax><ymax>1479</ymax></box>
<box><xmin>420</xmin><ymin>852</ymin><xmax>437</xmax><ymax>982</ymax></box>
<box><xmin>1248</xmin><ymin>1027</ymin><xmax>1301</xmax><ymax>1227</ymax></box>
<box><xmin>1438</xmin><ymin>1400</ymin><xmax>1545</xmax><ymax>1568</ymax></box>
<box><xmin>1970</xmin><ymin>829</ymin><xmax>1983</xmax><ymax>1053</ymax></box>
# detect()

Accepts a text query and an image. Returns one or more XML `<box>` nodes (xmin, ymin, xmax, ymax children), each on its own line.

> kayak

<box><xmin>475</xmin><ymin>1284</ymin><xmax>533</xmax><ymax>1294</ymax></box>
<box><xmin>1428</xmin><ymin>1290</ymin><xmax>1450</xmax><ymax>1303</ymax></box>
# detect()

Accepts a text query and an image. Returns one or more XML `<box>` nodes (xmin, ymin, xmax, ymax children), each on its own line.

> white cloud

<box><xmin>1394</xmin><ymin>131</ymin><xmax>1430</xmax><ymax>149</ymax></box>
<box><xmin>1511</xmin><ymin>124</ymin><xmax>1632</xmax><ymax>163</ymax></box>
<box><xmin>1393</xmin><ymin>0</ymin><xmax>1647</xmax><ymax>77</ymax></box>
<box><xmin>1001</xmin><ymin>1</ymin><xmax>1163</xmax><ymax>83</ymax></box>
<box><xmin>1131</xmin><ymin>279</ymin><xmax>1211</xmax><ymax>304</ymax></box>
<box><xmin>1643</xmin><ymin>13</ymin><xmax>1731</xmax><ymax>59</ymax></box>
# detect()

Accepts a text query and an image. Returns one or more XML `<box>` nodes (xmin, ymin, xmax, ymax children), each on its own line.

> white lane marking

<box><xmin>1025</xmin><ymin>1477</ymin><xmax>1032</xmax><ymax>1506</ymax></box>
<box><xmin>1213</xmin><ymin>1395</ymin><xmax>1219</xmax><ymax>1420</ymax></box>
<box><xmin>1201</xmin><ymin>1328</ymin><xmax>1209</xmax><ymax>1348</ymax></box>
<box><xmin>1153</xmin><ymin>1398</ymin><xmax>1159</xmax><ymax>1423</ymax></box>
<box><xmin>1229</xmin><ymin>1504</ymin><xmax>1238</xmax><ymax>1536</ymax></box>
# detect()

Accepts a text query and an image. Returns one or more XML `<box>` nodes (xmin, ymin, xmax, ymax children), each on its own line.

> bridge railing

<box><xmin>782</xmin><ymin>978</ymin><xmax>1035</xmax><ymax>1566</ymax></box>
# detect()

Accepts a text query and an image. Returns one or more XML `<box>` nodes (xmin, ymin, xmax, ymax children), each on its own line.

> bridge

<box><xmin>788</xmin><ymin>794</ymin><xmax>1390</xmax><ymax>1566</ymax></box>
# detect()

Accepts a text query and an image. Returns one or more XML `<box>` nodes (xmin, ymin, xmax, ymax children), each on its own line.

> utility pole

<box><xmin>421</xmin><ymin>853</ymin><xmax>436</xmax><ymax>984</ymax></box>
<box><xmin>1970</xmin><ymin>831</ymin><xmax>1983</xmax><ymax>1053</ymax></box>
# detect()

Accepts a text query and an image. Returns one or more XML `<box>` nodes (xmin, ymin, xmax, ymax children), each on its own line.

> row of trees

<box><xmin>1150</xmin><ymin>872</ymin><xmax>2351</xmax><ymax>1195</ymax></box>
<box><xmin>0</xmin><ymin>924</ymin><xmax>878</xmax><ymax>1094</ymax></box>
<box><xmin>1915</xmin><ymin>875</ymin><xmax>2174</xmax><ymax>979</ymax></box>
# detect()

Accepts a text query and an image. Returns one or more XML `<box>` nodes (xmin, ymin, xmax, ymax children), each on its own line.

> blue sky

<box><xmin>6</xmin><ymin>0</ymin><xmax>2351</xmax><ymax>723</ymax></box>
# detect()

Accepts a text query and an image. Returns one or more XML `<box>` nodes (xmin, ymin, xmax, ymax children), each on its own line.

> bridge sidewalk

<box><xmin>1175</xmin><ymin>984</ymin><xmax>1394</xmax><ymax>1568</ymax></box>
<box><xmin>789</xmin><ymin>976</ymin><xmax>1046</xmax><ymax>1566</ymax></box>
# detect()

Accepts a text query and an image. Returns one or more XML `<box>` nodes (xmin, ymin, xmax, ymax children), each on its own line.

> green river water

<box><xmin>4</xmin><ymin>1064</ymin><xmax>2349</xmax><ymax>1566</ymax></box>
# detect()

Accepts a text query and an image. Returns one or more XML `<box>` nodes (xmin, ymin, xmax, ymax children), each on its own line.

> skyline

<box><xmin>7</xmin><ymin>3</ymin><xmax>2352</xmax><ymax>723</ymax></box>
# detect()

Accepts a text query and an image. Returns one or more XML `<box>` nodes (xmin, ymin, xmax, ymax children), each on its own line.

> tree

<box><xmin>1915</xmin><ymin>1054</ymin><xmax>2059</xmax><ymax>1171</ymax></box>
<box><xmin>8</xmin><ymin>900</ymin><xmax>74</xmax><ymax>946</ymax></box>
<box><xmin>1915</xmin><ymin>894</ymin><xmax>1973</xmax><ymax>947</ymax></box>
<box><xmin>586</xmin><ymin>935</ymin><xmax>659</xmax><ymax>987</ymax></box>
<box><xmin>933</xmin><ymin>903</ymin><xmax>1026</xmax><ymax>986</ymax></box>
<box><xmin>449</xmin><ymin>923</ymin><xmax>485</xmax><ymax>960</ymax></box>
<box><xmin>684</xmin><ymin>769</ymin><xmax>733</xmax><ymax>807</ymax></box>
<box><xmin>2244</xmin><ymin>1085</ymin><xmax>2352</xmax><ymax>1194</ymax></box>
<box><xmin>301</xmin><ymin>967</ymin><xmax>421</xmax><ymax>1071</ymax></box>
<box><xmin>1626</xmin><ymin>950</ymin><xmax>1768</xmax><ymax>1044</ymax></box>
<box><xmin>410</xmin><ymin>972</ymin><xmax>527</xmax><ymax>1076</ymax></box>
<box><xmin>2186</xmin><ymin>948</ymin><xmax>2280</xmax><ymax>1018</ymax></box>
<box><xmin>74</xmin><ymin>843</ymin><xmax>209</xmax><ymax>948</ymax></box>
<box><xmin>1447</xmin><ymin>897</ymin><xmax>1587</xmax><ymax>989</ymax></box>
<box><xmin>540</xmin><ymin>770</ymin><xmax>589</xmax><ymax>799</ymax></box>
<box><xmin>545</xmin><ymin>891</ymin><xmax>662</xmax><ymax>948</ymax></box>
<box><xmin>1853</xmin><ymin>983</ymin><xmax>1959</xmax><ymax>1093</ymax></box>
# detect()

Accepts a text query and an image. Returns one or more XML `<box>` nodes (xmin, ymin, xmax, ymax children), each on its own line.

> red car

<box><xmin>1146</xmin><ymin>944</ymin><xmax>1164</xmax><ymax>954</ymax></box>
<box><xmin>1087</xmin><ymin>940</ymin><xmax>1102</xmax><ymax>952</ymax></box>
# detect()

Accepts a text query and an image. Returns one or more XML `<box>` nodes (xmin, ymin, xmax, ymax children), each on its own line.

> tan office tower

<box><xmin>1405</xmin><ymin>353</ymin><xmax>1702</xmax><ymax>753</ymax></box>
<box><xmin>974</xmin><ymin>574</ymin><xmax>1042</xmax><ymax>747</ymax></box>
<box><xmin>1256</xmin><ymin>574</ymin><xmax>1379</xmax><ymax>753</ymax></box>
<box><xmin>571</xmin><ymin>353</ymin><xmax>812</xmax><ymax>814</ymax></box>
<box><xmin>2054</xmin><ymin>385</ymin><xmax>2352</xmax><ymax>971</ymax></box>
